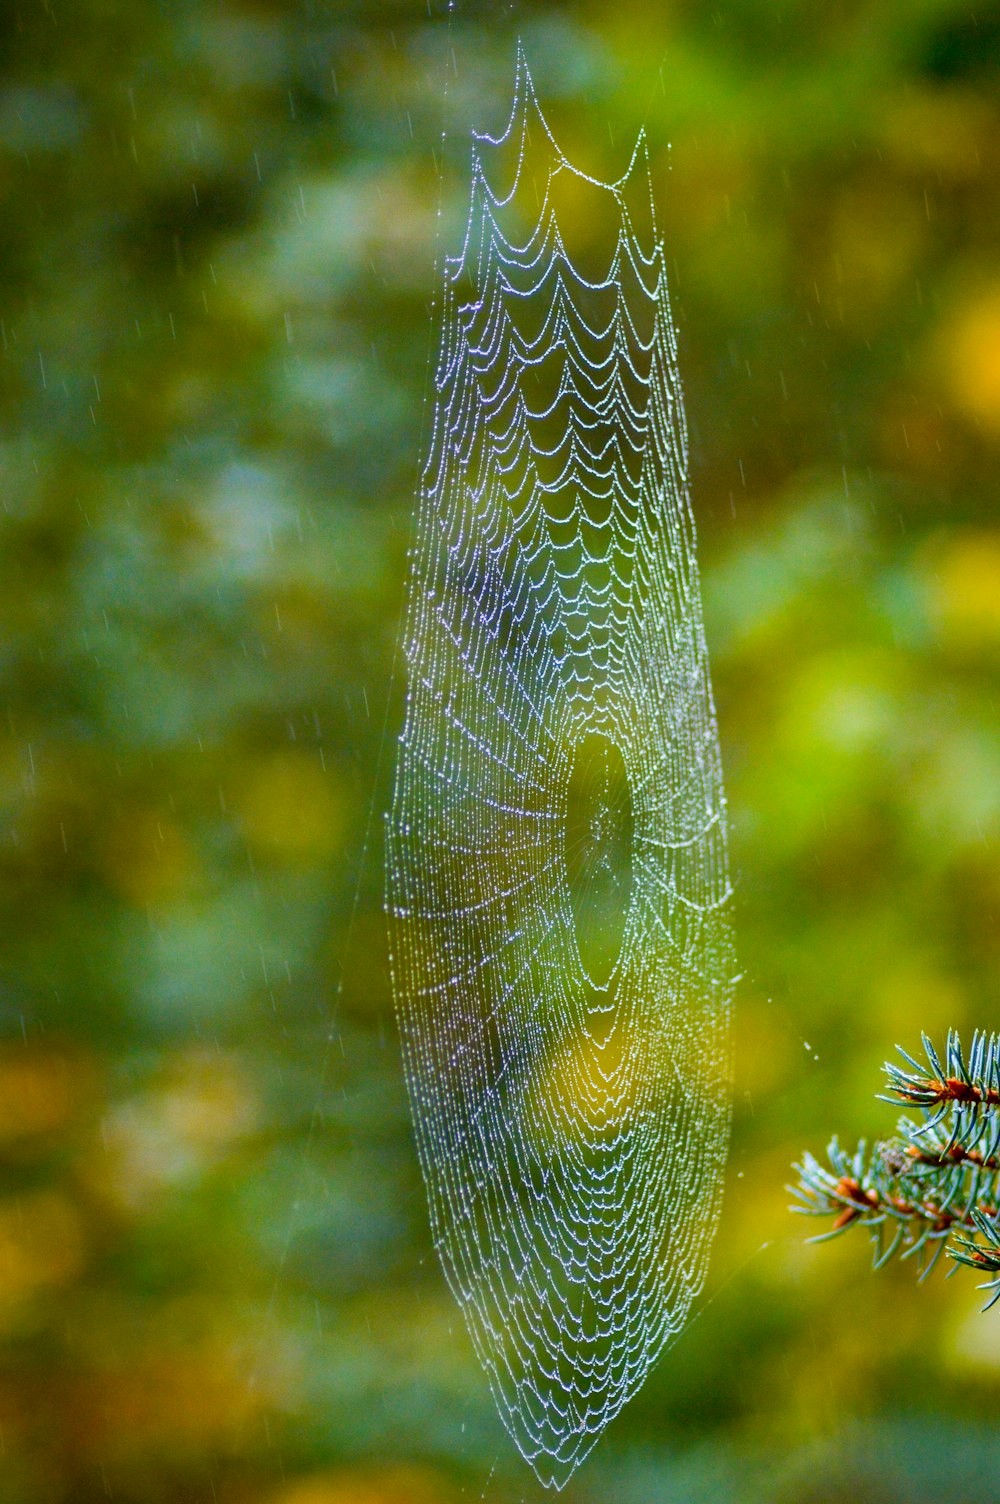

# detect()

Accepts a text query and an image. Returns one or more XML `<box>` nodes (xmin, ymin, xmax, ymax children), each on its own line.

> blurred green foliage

<box><xmin>2</xmin><ymin>1</ymin><xmax>1000</xmax><ymax>1500</ymax></box>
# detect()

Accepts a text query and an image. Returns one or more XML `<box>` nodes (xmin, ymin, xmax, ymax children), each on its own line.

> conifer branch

<box><xmin>790</xmin><ymin>1031</ymin><xmax>1000</xmax><ymax>1308</ymax></box>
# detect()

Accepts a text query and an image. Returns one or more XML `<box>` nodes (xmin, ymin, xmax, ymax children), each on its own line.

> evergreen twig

<box><xmin>789</xmin><ymin>1031</ymin><xmax>1000</xmax><ymax>1309</ymax></box>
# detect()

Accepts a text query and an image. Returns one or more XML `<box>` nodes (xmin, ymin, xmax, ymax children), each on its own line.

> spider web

<box><xmin>386</xmin><ymin>48</ymin><xmax>735</xmax><ymax>1488</ymax></box>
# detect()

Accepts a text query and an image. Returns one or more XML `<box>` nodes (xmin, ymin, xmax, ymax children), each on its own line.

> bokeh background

<box><xmin>2</xmin><ymin>1</ymin><xmax>1000</xmax><ymax>1500</ymax></box>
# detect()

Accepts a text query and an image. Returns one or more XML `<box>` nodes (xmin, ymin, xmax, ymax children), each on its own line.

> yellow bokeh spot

<box><xmin>237</xmin><ymin>749</ymin><xmax>345</xmax><ymax>863</ymax></box>
<box><xmin>0</xmin><ymin>1191</ymin><xmax>85</xmax><ymax>1325</ymax></box>
<box><xmin>826</xmin><ymin>182</ymin><xmax>923</xmax><ymax>325</ymax></box>
<box><xmin>876</xmin><ymin>963</ymin><xmax>964</xmax><ymax>1041</ymax></box>
<box><xmin>95</xmin><ymin>1049</ymin><xmax>257</xmax><ymax>1211</ymax></box>
<box><xmin>85</xmin><ymin>1296</ymin><xmax>289</xmax><ymax>1457</ymax></box>
<box><xmin>525</xmin><ymin>1018</ymin><xmax>636</xmax><ymax>1148</ymax></box>
<box><xmin>158</xmin><ymin>1047</ymin><xmax>258</xmax><ymax>1147</ymax></box>
<box><xmin>939</xmin><ymin>289</ymin><xmax>1000</xmax><ymax>434</ymax></box>
<box><xmin>98</xmin><ymin>807</ymin><xmax>195</xmax><ymax>908</ymax></box>
<box><xmin>546</xmin><ymin>167</ymin><xmax>623</xmax><ymax>267</ymax></box>
<box><xmin>879</xmin><ymin>88</ymin><xmax>991</xmax><ymax>181</ymax></box>
<box><xmin>0</xmin><ymin>1049</ymin><xmax>89</xmax><ymax>1145</ymax></box>
<box><xmin>926</xmin><ymin>530</ymin><xmax>1000</xmax><ymax>648</ymax></box>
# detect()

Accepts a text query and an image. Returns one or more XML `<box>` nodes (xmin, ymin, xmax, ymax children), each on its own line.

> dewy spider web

<box><xmin>386</xmin><ymin>47</ymin><xmax>736</xmax><ymax>1488</ymax></box>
